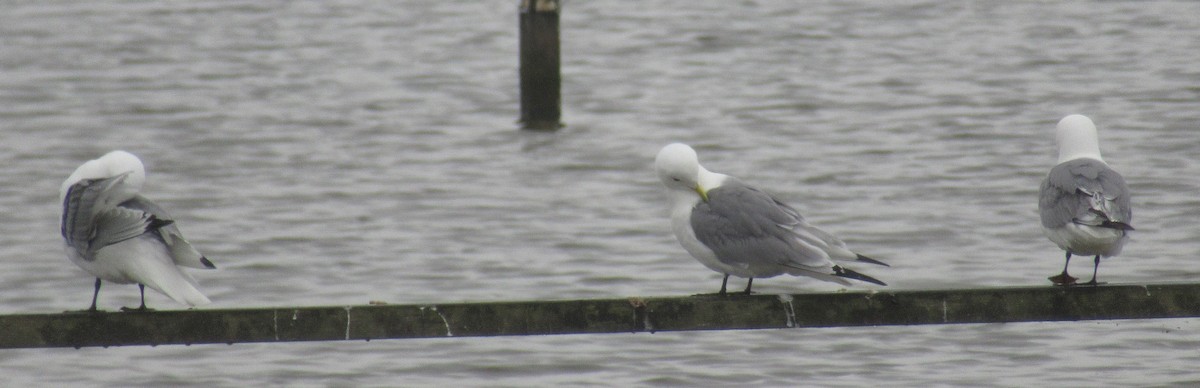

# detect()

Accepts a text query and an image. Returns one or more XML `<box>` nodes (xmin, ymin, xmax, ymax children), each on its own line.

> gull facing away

<box><xmin>60</xmin><ymin>150</ymin><xmax>215</xmax><ymax>311</ymax></box>
<box><xmin>654</xmin><ymin>143</ymin><xmax>888</xmax><ymax>295</ymax></box>
<box><xmin>1039</xmin><ymin>114</ymin><xmax>1133</xmax><ymax>286</ymax></box>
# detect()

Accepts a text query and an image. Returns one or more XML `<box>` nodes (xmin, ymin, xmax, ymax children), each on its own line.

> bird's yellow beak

<box><xmin>694</xmin><ymin>184</ymin><xmax>709</xmax><ymax>202</ymax></box>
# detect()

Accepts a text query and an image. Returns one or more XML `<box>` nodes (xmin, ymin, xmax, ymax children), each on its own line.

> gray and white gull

<box><xmin>654</xmin><ymin>143</ymin><xmax>888</xmax><ymax>295</ymax></box>
<box><xmin>60</xmin><ymin>150</ymin><xmax>215</xmax><ymax>311</ymax></box>
<box><xmin>1039</xmin><ymin>115</ymin><xmax>1133</xmax><ymax>286</ymax></box>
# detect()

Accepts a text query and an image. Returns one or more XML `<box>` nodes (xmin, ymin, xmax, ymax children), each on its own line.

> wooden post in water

<box><xmin>518</xmin><ymin>0</ymin><xmax>562</xmax><ymax>130</ymax></box>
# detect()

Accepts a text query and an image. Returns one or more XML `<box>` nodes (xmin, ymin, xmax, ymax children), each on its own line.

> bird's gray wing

<box><xmin>120</xmin><ymin>195</ymin><xmax>215</xmax><ymax>269</ymax></box>
<box><xmin>768</xmin><ymin>198</ymin><xmax>854</xmax><ymax>257</ymax></box>
<box><xmin>773</xmin><ymin>196</ymin><xmax>888</xmax><ymax>266</ymax></box>
<box><xmin>1039</xmin><ymin>158</ymin><xmax>1132</xmax><ymax>230</ymax></box>
<box><xmin>690</xmin><ymin>179</ymin><xmax>831</xmax><ymax>270</ymax></box>
<box><xmin>61</xmin><ymin>179</ymin><xmax>160</xmax><ymax>259</ymax></box>
<box><xmin>61</xmin><ymin>179</ymin><xmax>100</xmax><ymax>255</ymax></box>
<box><xmin>91</xmin><ymin>207</ymin><xmax>161</xmax><ymax>251</ymax></box>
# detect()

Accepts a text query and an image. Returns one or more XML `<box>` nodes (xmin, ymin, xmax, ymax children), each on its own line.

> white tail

<box><xmin>139</xmin><ymin>265</ymin><xmax>212</xmax><ymax>307</ymax></box>
<box><xmin>107</xmin><ymin>235</ymin><xmax>212</xmax><ymax>307</ymax></box>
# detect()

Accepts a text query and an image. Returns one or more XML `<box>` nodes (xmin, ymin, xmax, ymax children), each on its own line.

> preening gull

<box><xmin>654</xmin><ymin>143</ymin><xmax>888</xmax><ymax>295</ymax></box>
<box><xmin>1039</xmin><ymin>114</ymin><xmax>1133</xmax><ymax>286</ymax></box>
<box><xmin>60</xmin><ymin>150</ymin><xmax>215</xmax><ymax>311</ymax></box>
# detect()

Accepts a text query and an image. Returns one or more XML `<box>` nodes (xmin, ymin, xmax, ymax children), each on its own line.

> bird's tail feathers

<box><xmin>1077</xmin><ymin>209</ymin><xmax>1134</xmax><ymax>231</ymax></box>
<box><xmin>128</xmin><ymin>255</ymin><xmax>211</xmax><ymax>307</ymax></box>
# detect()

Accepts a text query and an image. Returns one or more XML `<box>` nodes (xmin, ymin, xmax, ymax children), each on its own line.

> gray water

<box><xmin>2</xmin><ymin>1</ymin><xmax>1200</xmax><ymax>386</ymax></box>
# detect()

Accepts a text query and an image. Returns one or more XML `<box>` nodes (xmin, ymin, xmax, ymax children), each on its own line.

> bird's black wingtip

<box><xmin>201</xmin><ymin>256</ymin><xmax>217</xmax><ymax>269</ymax></box>
<box><xmin>855</xmin><ymin>253</ymin><xmax>891</xmax><ymax>267</ymax></box>
<box><xmin>834</xmin><ymin>265</ymin><xmax>887</xmax><ymax>286</ymax></box>
<box><xmin>148</xmin><ymin>216</ymin><xmax>175</xmax><ymax>230</ymax></box>
<box><xmin>1100</xmin><ymin>220</ymin><xmax>1135</xmax><ymax>231</ymax></box>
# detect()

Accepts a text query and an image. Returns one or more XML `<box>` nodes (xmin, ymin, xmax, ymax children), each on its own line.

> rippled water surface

<box><xmin>2</xmin><ymin>1</ymin><xmax>1200</xmax><ymax>386</ymax></box>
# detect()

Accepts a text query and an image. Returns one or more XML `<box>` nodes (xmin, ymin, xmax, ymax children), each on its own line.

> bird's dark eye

<box><xmin>672</xmin><ymin>177</ymin><xmax>682</xmax><ymax>182</ymax></box>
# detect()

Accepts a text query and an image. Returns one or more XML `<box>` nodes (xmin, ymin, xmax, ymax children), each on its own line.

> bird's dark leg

<box><xmin>742</xmin><ymin>278</ymin><xmax>754</xmax><ymax>295</ymax></box>
<box><xmin>718</xmin><ymin>274</ymin><xmax>729</xmax><ymax>296</ymax></box>
<box><xmin>87</xmin><ymin>278</ymin><xmax>102</xmax><ymax>312</ymax></box>
<box><xmin>1048</xmin><ymin>252</ymin><xmax>1079</xmax><ymax>286</ymax></box>
<box><xmin>1082</xmin><ymin>255</ymin><xmax>1101</xmax><ymax>286</ymax></box>
<box><xmin>121</xmin><ymin>284</ymin><xmax>150</xmax><ymax>312</ymax></box>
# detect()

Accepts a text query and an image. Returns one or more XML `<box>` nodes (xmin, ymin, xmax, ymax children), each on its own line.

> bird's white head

<box><xmin>1055</xmin><ymin>114</ymin><xmax>1105</xmax><ymax>164</ymax></box>
<box><xmin>59</xmin><ymin>150</ymin><xmax>147</xmax><ymax>203</ymax></box>
<box><xmin>655</xmin><ymin>143</ymin><xmax>711</xmax><ymax>201</ymax></box>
